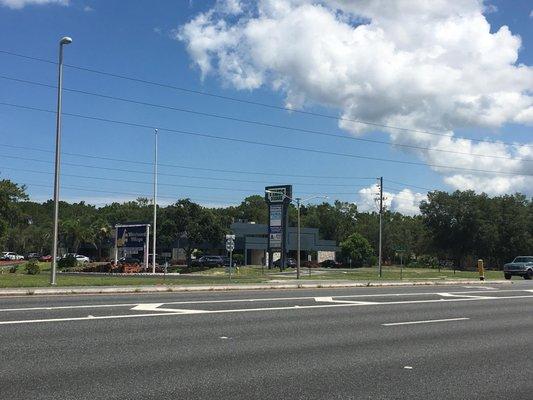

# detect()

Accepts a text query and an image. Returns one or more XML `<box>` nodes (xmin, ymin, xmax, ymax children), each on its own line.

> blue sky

<box><xmin>0</xmin><ymin>0</ymin><xmax>531</xmax><ymax>213</ymax></box>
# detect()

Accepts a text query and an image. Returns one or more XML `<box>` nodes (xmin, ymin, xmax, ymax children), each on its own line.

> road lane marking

<box><xmin>437</xmin><ymin>292</ymin><xmax>497</xmax><ymax>299</ymax></box>
<box><xmin>314</xmin><ymin>296</ymin><xmax>377</xmax><ymax>305</ymax></box>
<box><xmin>0</xmin><ymin>289</ymin><xmax>528</xmax><ymax>313</ymax></box>
<box><xmin>463</xmin><ymin>286</ymin><xmax>497</xmax><ymax>290</ymax></box>
<box><xmin>1</xmin><ymin>295</ymin><xmax>532</xmax><ymax>326</ymax></box>
<box><xmin>382</xmin><ymin>318</ymin><xmax>470</xmax><ymax>326</ymax></box>
<box><xmin>131</xmin><ymin>303</ymin><xmax>206</xmax><ymax>313</ymax></box>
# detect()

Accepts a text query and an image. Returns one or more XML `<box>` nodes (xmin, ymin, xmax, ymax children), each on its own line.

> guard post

<box><xmin>477</xmin><ymin>259</ymin><xmax>485</xmax><ymax>281</ymax></box>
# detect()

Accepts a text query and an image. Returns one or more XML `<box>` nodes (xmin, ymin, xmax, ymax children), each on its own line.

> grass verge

<box><xmin>0</xmin><ymin>265</ymin><xmax>506</xmax><ymax>288</ymax></box>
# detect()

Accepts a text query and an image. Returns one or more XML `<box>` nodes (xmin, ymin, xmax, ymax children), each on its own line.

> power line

<box><xmin>22</xmin><ymin>182</ymin><xmax>242</xmax><ymax>205</ymax></box>
<box><xmin>1</xmin><ymin>49</ymin><xmax>530</xmax><ymax>149</ymax></box>
<box><xmin>2</xmin><ymin>100</ymin><xmax>533</xmax><ymax>178</ymax></box>
<box><xmin>0</xmin><ymin>154</ymin><xmax>376</xmax><ymax>188</ymax></box>
<box><xmin>384</xmin><ymin>179</ymin><xmax>434</xmax><ymax>192</ymax></box>
<box><xmin>0</xmin><ymin>143</ymin><xmax>377</xmax><ymax>180</ymax></box>
<box><xmin>0</xmin><ymin>165</ymin><xmax>370</xmax><ymax>195</ymax></box>
<box><xmin>2</xmin><ymin>75</ymin><xmax>532</xmax><ymax>162</ymax></box>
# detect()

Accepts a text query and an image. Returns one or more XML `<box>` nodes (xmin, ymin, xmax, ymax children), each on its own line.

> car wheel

<box><xmin>504</xmin><ymin>274</ymin><xmax>512</xmax><ymax>280</ymax></box>
<box><xmin>524</xmin><ymin>270</ymin><xmax>533</xmax><ymax>280</ymax></box>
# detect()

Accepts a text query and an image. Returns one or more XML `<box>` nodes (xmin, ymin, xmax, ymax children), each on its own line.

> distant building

<box><xmin>171</xmin><ymin>222</ymin><xmax>339</xmax><ymax>265</ymax></box>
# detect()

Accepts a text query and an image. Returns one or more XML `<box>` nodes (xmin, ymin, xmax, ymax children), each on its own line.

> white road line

<box><xmin>314</xmin><ymin>296</ymin><xmax>377</xmax><ymax>305</ymax></box>
<box><xmin>463</xmin><ymin>286</ymin><xmax>497</xmax><ymax>290</ymax></box>
<box><xmin>1</xmin><ymin>295</ymin><xmax>532</xmax><ymax>326</ymax></box>
<box><xmin>0</xmin><ymin>289</ymin><xmax>526</xmax><ymax>313</ymax></box>
<box><xmin>130</xmin><ymin>303</ymin><xmax>206</xmax><ymax>313</ymax></box>
<box><xmin>437</xmin><ymin>293</ymin><xmax>497</xmax><ymax>299</ymax></box>
<box><xmin>382</xmin><ymin>318</ymin><xmax>470</xmax><ymax>326</ymax></box>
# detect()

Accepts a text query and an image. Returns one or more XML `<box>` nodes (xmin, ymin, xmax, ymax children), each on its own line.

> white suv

<box><xmin>1</xmin><ymin>252</ymin><xmax>25</xmax><ymax>261</ymax></box>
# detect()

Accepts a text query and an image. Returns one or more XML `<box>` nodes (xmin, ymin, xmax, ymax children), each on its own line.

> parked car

<box><xmin>273</xmin><ymin>258</ymin><xmax>297</xmax><ymax>268</ymax></box>
<box><xmin>61</xmin><ymin>254</ymin><xmax>90</xmax><ymax>263</ymax></box>
<box><xmin>198</xmin><ymin>255</ymin><xmax>225</xmax><ymax>267</ymax></box>
<box><xmin>25</xmin><ymin>252</ymin><xmax>41</xmax><ymax>260</ymax></box>
<box><xmin>320</xmin><ymin>259</ymin><xmax>342</xmax><ymax>268</ymax></box>
<box><xmin>1</xmin><ymin>252</ymin><xmax>25</xmax><ymax>261</ymax></box>
<box><xmin>503</xmin><ymin>256</ymin><xmax>533</xmax><ymax>280</ymax></box>
<box><xmin>39</xmin><ymin>255</ymin><xmax>53</xmax><ymax>262</ymax></box>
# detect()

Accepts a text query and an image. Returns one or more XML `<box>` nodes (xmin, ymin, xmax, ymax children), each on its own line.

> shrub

<box><xmin>25</xmin><ymin>260</ymin><xmax>41</xmax><ymax>275</ymax></box>
<box><xmin>232</xmin><ymin>253</ymin><xmax>244</xmax><ymax>266</ymax></box>
<box><xmin>57</xmin><ymin>254</ymin><xmax>77</xmax><ymax>270</ymax></box>
<box><xmin>9</xmin><ymin>264</ymin><xmax>18</xmax><ymax>273</ymax></box>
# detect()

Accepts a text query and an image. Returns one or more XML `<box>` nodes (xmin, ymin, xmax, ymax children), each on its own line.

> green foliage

<box><xmin>340</xmin><ymin>233</ymin><xmax>374</xmax><ymax>267</ymax></box>
<box><xmin>24</xmin><ymin>260</ymin><xmax>41</xmax><ymax>275</ymax></box>
<box><xmin>420</xmin><ymin>191</ymin><xmax>533</xmax><ymax>268</ymax></box>
<box><xmin>57</xmin><ymin>254</ymin><xmax>77</xmax><ymax>270</ymax></box>
<box><xmin>232</xmin><ymin>253</ymin><xmax>244</xmax><ymax>265</ymax></box>
<box><xmin>1</xmin><ymin>176</ymin><xmax>531</xmax><ymax>272</ymax></box>
<box><xmin>9</xmin><ymin>264</ymin><xmax>18</xmax><ymax>273</ymax></box>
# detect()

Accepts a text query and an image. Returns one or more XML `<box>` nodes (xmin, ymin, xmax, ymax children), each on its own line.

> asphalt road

<box><xmin>1</xmin><ymin>281</ymin><xmax>532</xmax><ymax>400</ymax></box>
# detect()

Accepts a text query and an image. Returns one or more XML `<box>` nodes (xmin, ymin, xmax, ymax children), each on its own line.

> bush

<box><xmin>25</xmin><ymin>260</ymin><xmax>41</xmax><ymax>275</ymax></box>
<box><xmin>9</xmin><ymin>264</ymin><xmax>18</xmax><ymax>273</ymax></box>
<box><xmin>368</xmin><ymin>255</ymin><xmax>378</xmax><ymax>267</ymax></box>
<box><xmin>57</xmin><ymin>254</ymin><xmax>77</xmax><ymax>270</ymax></box>
<box><xmin>232</xmin><ymin>254</ymin><xmax>244</xmax><ymax>266</ymax></box>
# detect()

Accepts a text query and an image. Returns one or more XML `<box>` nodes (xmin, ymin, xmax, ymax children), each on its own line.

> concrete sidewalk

<box><xmin>0</xmin><ymin>279</ymin><xmax>510</xmax><ymax>296</ymax></box>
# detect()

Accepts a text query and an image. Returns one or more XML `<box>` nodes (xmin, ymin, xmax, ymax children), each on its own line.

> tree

<box><xmin>0</xmin><ymin>179</ymin><xmax>28</xmax><ymax>245</ymax></box>
<box><xmin>302</xmin><ymin>201</ymin><xmax>358</xmax><ymax>242</ymax></box>
<box><xmin>340</xmin><ymin>233</ymin><xmax>374</xmax><ymax>267</ymax></box>
<box><xmin>161</xmin><ymin>199</ymin><xmax>226</xmax><ymax>266</ymax></box>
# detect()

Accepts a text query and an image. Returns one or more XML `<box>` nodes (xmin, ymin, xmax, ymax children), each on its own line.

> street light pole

<box><xmin>50</xmin><ymin>36</ymin><xmax>72</xmax><ymax>286</ymax></box>
<box><xmin>152</xmin><ymin>129</ymin><xmax>158</xmax><ymax>274</ymax></box>
<box><xmin>378</xmin><ymin>176</ymin><xmax>383</xmax><ymax>278</ymax></box>
<box><xmin>296</xmin><ymin>197</ymin><xmax>301</xmax><ymax>280</ymax></box>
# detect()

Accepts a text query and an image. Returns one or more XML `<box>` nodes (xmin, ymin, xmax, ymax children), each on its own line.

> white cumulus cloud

<box><xmin>357</xmin><ymin>184</ymin><xmax>427</xmax><ymax>215</ymax></box>
<box><xmin>177</xmin><ymin>0</ymin><xmax>533</xmax><ymax>195</ymax></box>
<box><xmin>0</xmin><ymin>0</ymin><xmax>68</xmax><ymax>8</ymax></box>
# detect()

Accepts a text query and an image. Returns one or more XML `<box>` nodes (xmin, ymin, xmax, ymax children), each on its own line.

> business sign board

<box><xmin>269</xmin><ymin>226</ymin><xmax>282</xmax><ymax>248</ymax></box>
<box><xmin>269</xmin><ymin>204</ymin><xmax>282</xmax><ymax>226</ymax></box>
<box><xmin>115</xmin><ymin>224</ymin><xmax>150</xmax><ymax>266</ymax></box>
<box><xmin>265</xmin><ymin>185</ymin><xmax>292</xmax><ymax>264</ymax></box>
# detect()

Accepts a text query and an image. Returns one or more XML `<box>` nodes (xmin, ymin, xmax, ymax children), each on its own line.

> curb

<box><xmin>0</xmin><ymin>280</ymin><xmax>510</xmax><ymax>296</ymax></box>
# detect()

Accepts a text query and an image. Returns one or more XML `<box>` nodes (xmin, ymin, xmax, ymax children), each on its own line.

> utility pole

<box><xmin>152</xmin><ymin>129</ymin><xmax>158</xmax><ymax>274</ymax></box>
<box><xmin>378</xmin><ymin>176</ymin><xmax>383</xmax><ymax>278</ymax></box>
<box><xmin>50</xmin><ymin>36</ymin><xmax>72</xmax><ymax>286</ymax></box>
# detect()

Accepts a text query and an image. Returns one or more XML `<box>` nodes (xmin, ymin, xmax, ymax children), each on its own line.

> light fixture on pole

<box><xmin>265</xmin><ymin>190</ymin><xmax>328</xmax><ymax>279</ymax></box>
<box><xmin>50</xmin><ymin>36</ymin><xmax>72</xmax><ymax>286</ymax></box>
<box><xmin>152</xmin><ymin>128</ymin><xmax>158</xmax><ymax>274</ymax></box>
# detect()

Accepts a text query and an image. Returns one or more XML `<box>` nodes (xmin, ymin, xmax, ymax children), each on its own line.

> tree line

<box><xmin>1</xmin><ymin>179</ymin><xmax>531</xmax><ymax>268</ymax></box>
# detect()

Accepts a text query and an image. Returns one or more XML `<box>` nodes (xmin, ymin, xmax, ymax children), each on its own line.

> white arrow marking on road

<box><xmin>314</xmin><ymin>296</ymin><xmax>377</xmax><ymax>305</ymax></box>
<box><xmin>437</xmin><ymin>293</ymin><xmax>496</xmax><ymax>299</ymax></box>
<box><xmin>131</xmin><ymin>303</ymin><xmax>206</xmax><ymax>314</ymax></box>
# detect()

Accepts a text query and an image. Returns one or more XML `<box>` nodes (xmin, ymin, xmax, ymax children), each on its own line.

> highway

<box><xmin>1</xmin><ymin>282</ymin><xmax>532</xmax><ymax>399</ymax></box>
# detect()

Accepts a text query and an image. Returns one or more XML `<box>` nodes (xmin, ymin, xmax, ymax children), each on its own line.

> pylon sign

<box><xmin>265</xmin><ymin>185</ymin><xmax>292</xmax><ymax>267</ymax></box>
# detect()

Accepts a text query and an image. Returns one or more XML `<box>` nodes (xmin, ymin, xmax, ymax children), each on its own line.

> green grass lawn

<box><xmin>0</xmin><ymin>264</ymin><xmax>506</xmax><ymax>288</ymax></box>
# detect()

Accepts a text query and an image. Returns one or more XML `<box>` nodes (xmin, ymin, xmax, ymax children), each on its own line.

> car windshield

<box><xmin>513</xmin><ymin>257</ymin><xmax>533</xmax><ymax>263</ymax></box>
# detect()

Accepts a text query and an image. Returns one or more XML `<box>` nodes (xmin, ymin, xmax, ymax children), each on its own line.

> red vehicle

<box><xmin>39</xmin><ymin>255</ymin><xmax>53</xmax><ymax>262</ymax></box>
